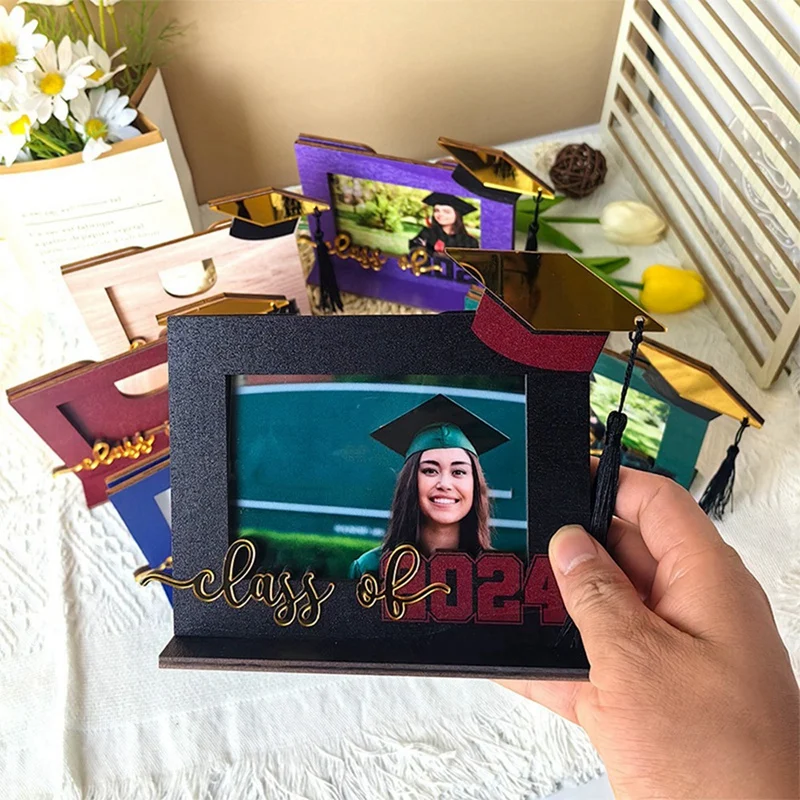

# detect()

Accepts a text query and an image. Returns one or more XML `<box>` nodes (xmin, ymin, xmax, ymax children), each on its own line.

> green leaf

<box><xmin>579</xmin><ymin>263</ymin><xmax>640</xmax><ymax>304</ymax></box>
<box><xmin>515</xmin><ymin>213</ymin><xmax>532</xmax><ymax>234</ymax></box>
<box><xmin>614</xmin><ymin>279</ymin><xmax>645</xmax><ymax>290</ymax></box>
<box><xmin>601</xmin><ymin>278</ymin><xmax>639</xmax><ymax>304</ymax></box>
<box><xmin>516</xmin><ymin>195</ymin><xmax>567</xmax><ymax>215</ymax></box>
<box><xmin>515</xmin><ymin>198</ymin><xmax>568</xmax><ymax>232</ymax></box>
<box><xmin>578</xmin><ymin>256</ymin><xmax>630</xmax><ymax>275</ymax></box>
<box><xmin>537</xmin><ymin>221</ymin><xmax>583</xmax><ymax>253</ymax></box>
<box><xmin>610</xmin><ymin>283</ymin><xmax>640</xmax><ymax>304</ymax></box>
<box><xmin>543</xmin><ymin>216</ymin><xmax>601</xmax><ymax>224</ymax></box>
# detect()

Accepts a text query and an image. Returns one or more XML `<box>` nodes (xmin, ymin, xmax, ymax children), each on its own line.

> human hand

<box><xmin>500</xmin><ymin>468</ymin><xmax>799</xmax><ymax>799</ymax></box>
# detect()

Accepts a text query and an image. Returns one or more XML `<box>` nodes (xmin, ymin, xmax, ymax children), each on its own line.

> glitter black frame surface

<box><xmin>161</xmin><ymin>313</ymin><xmax>592</xmax><ymax>678</ymax></box>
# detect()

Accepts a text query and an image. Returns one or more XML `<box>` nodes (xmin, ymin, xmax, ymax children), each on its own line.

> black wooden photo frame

<box><xmin>160</xmin><ymin>312</ymin><xmax>592</xmax><ymax>678</ymax></box>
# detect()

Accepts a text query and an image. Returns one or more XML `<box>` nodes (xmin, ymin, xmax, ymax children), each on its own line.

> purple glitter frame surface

<box><xmin>295</xmin><ymin>135</ymin><xmax>515</xmax><ymax>311</ymax></box>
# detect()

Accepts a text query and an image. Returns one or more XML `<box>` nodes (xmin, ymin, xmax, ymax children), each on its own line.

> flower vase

<box><xmin>0</xmin><ymin>67</ymin><xmax>198</xmax><ymax>317</ymax></box>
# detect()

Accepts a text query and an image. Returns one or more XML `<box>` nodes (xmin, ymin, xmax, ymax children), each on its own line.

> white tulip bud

<box><xmin>600</xmin><ymin>200</ymin><xmax>666</xmax><ymax>245</ymax></box>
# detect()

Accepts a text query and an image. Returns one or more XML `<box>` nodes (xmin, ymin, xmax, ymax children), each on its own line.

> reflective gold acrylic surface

<box><xmin>209</xmin><ymin>188</ymin><xmax>329</xmax><ymax>227</ymax></box>
<box><xmin>639</xmin><ymin>340</ymin><xmax>763</xmax><ymax>427</ymax></box>
<box><xmin>156</xmin><ymin>293</ymin><xmax>291</xmax><ymax>325</ymax></box>
<box><xmin>438</xmin><ymin>137</ymin><xmax>555</xmax><ymax>197</ymax></box>
<box><xmin>447</xmin><ymin>249</ymin><xmax>664</xmax><ymax>333</ymax></box>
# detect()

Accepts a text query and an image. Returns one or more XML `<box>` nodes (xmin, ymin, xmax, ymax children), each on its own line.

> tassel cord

<box><xmin>588</xmin><ymin>317</ymin><xmax>646</xmax><ymax>544</ymax></box>
<box><xmin>558</xmin><ymin>317</ymin><xmax>646</xmax><ymax>649</ymax></box>
<box><xmin>616</xmin><ymin>324</ymin><xmax>645</xmax><ymax>415</ymax></box>
<box><xmin>525</xmin><ymin>190</ymin><xmax>544</xmax><ymax>251</ymax></box>
<box><xmin>312</xmin><ymin>208</ymin><xmax>343</xmax><ymax>313</ymax></box>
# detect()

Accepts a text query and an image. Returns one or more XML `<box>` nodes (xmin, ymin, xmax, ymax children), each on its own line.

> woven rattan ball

<box><xmin>549</xmin><ymin>143</ymin><xmax>607</xmax><ymax>198</ymax></box>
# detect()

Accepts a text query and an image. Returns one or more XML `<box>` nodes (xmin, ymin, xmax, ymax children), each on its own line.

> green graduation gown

<box><xmin>348</xmin><ymin>546</ymin><xmax>381</xmax><ymax>580</ymax></box>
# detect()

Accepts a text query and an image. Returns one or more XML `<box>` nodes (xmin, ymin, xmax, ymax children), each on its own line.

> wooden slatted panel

<box><xmin>602</xmin><ymin>0</ymin><xmax>799</xmax><ymax>387</ymax></box>
<box><xmin>645</xmin><ymin>0</ymin><xmax>800</xmax><ymax>195</ymax></box>
<box><xmin>628</xmin><ymin>9</ymin><xmax>800</xmax><ymax>255</ymax></box>
<box><xmin>773</xmin><ymin>0</ymin><xmax>800</xmax><ymax>26</ymax></box>
<box><xmin>682</xmin><ymin>0</ymin><xmax>798</xmax><ymax>132</ymax></box>
<box><xmin>609</xmin><ymin>107</ymin><xmax>769</xmax><ymax>367</ymax></box>
<box><xmin>617</xmin><ymin>69</ymin><xmax>792</xmax><ymax>317</ymax></box>
<box><xmin>621</xmin><ymin>77</ymin><xmax>796</xmax><ymax>317</ymax></box>
<box><xmin>725</xmin><ymin>0</ymin><xmax>800</xmax><ymax>79</ymax></box>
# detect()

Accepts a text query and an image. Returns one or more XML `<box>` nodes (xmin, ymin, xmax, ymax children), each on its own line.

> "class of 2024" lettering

<box><xmin>357</xmin><ymin>543</ymin><xmax>566</xmax><ymax>625</ymax></box>
<box><xmin>136</xmin><ymin>541</ymin><xmax>566</xmax><ymax>628</ymax></box>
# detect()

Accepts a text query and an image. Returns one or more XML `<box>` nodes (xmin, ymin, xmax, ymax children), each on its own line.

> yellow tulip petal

<box><xmin>640</xmin><ymin>265</ymin><xmax>705</xmax><ymax>314</ymax></box>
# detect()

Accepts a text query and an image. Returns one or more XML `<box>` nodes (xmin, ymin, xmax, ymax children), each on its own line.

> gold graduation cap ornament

<box><xmin>155</xmin><ymin>293</ymin><xmax>296</xmax><ymax>326</ymax></box>
<box><xmin>448</xmin><ymin>249</ymin><xmax>664</xmax><ymax>549</ymax></box>
<box><xmin>209</xmin><ymin>188</ymin><xmax>327</xmax><ymax>241</ymax></box>
<box><xmin>210</xmin><ymin>188</ymin><xmax>341</xmax><ymax>312</ymax></box>
<box><xmin>448</xmin><ymin>250</ymin><xmax>664</xmax><ymax>337</ymax></box>
<box><xmin>438</xmin><ymin>137</ymin><xmax>555</xmax><ymax>199</ymax></box>
<box><xmin>437</xmin><ymin>137</ymin><xmax>555</xmax><ymax>251</ymax></box>
<box><xmin>638</xmin><ymin>339</ymin><xmax>764</xmax><ymax>520</ymax></box>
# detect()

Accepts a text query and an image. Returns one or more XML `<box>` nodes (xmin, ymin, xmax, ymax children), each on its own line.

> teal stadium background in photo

<box><xmin>230</xmin><ymin>376</ymin><xmax>527</xmax><ymax>579</ymax></box>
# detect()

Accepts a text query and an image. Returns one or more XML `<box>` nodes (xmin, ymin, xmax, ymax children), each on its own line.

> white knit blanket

<box><xmin>1</xmin><ymin>136</ymin><xmax>798</xmax><ymax>799</ymax></box>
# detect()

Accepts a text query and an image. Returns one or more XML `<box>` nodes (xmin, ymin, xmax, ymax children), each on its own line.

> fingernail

<box><xmin>551</xmin><ymin>525</ymin><xmax>597</xmax><ymax>575</ymax></box>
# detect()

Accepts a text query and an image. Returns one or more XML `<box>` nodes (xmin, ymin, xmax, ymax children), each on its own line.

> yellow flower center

<box><xmin>85</xmin><ymin>117</ymin><xmax>108</xmax><ymax>140</ymax></box>
<box><xmin>40</xmin><ymin>72</ymin><xmax>66</xmax><ymax>96</ymax></box>
<box><xmin>88</xmin><ymin>67</ymin><xmax>104</xmax><ymax>82</ymax></box>
<box><xmin>0</xmin><ymin>42</ymin><xmax>17</xmax><ymax>67</ymax></box>
<box><xmin>9</xmin><ymin>115</ymin><xmax>30</xmax><ymax>136</ymax></box>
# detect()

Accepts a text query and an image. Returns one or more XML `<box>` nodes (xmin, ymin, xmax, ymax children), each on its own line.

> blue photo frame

<box><xmin>107</xmin><ymin>453</ymin><xmax>172</xmax><ymax>602</ymax></box>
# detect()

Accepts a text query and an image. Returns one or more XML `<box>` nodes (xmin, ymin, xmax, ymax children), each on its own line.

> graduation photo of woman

<box><xmin>408</xmin><ymin>193</ymin><xmax>480</xmax><ymax>255</ymax></box>
<box><xmin>349</xmin><ymin>394</ymin><xmax>509</xmax><ymax>579</ymax></box>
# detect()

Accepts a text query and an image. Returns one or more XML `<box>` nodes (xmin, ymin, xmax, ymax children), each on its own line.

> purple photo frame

<box><xmin>295</xmin><ymin>135</ymin><xmax>516</xmax><ymax>311</ymax></box>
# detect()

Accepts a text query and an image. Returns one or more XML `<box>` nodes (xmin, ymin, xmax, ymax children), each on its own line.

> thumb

<box><xmin>550</xmin><ymin>525</ymin><xmax>657</xmax><ymax>664</ymax></box>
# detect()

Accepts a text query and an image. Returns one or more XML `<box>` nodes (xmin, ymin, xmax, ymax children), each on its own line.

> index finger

<box><xmin>612</xmin><ymin>466</ymin><xmax>724</xmax><ymax>562</ymax></box>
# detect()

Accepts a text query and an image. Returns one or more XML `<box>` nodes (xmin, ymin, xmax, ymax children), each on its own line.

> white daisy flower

<box><xmin>30</xmin><ymin>37</ymin><xmax>93</xmax><ymax>123</ymax></box>
<box><xmin>0</xmin><ymin>6</ymin><xmax>47</xmax><ymax>103</ymax></box>
<box><xmin>72</xmin><ymin>36</ymin><xmax>126</xmax><ymax>88</ymax></box>
<box><xmin>0</xmin><ymin>106</ymin><xmax>34</xmax><ymax>166</ymax></box>
<box><xmin>70</xmin><ymin>86</ymin><xmax>139</xmax><ymax>162</ymax></box>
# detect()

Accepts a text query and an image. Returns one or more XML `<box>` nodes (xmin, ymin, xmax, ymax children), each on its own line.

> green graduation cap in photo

<box><xmin>371</xmin><ymin>394</ymin><xmax>509</xmax><ymax>460</ymax></box>
<box><xmin>421</xmin><ymin>192</ymin><xmax>479</xmax><ymax>218</ymax></box>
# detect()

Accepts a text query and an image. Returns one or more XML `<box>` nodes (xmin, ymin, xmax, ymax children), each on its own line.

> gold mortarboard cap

<box><xmin>209</xmin><ymin>188</ymin><xmax>329</xmax><ymax>239</ymax></box>
<box><xmin>438</xmin><ymin>137</ymin><xmax>555</xmax><ymax>198</ymax></box>
<box><xmin>447</xmin><ymin>249</ymin><xmax>664</xmax><ymax>334</ymax></box>
<box><xmin>156</xmin><ymin>293</ymin><xmax>293</xmax><ymax>326</ymax></box>
<box><xmin>638</xmin><ymin>339</ymin><xmax>763</xmax><ymax>427</ymax></box>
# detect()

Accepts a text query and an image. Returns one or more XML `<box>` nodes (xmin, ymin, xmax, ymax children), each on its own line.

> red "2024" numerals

<box><xmin>380</xmin><ymin>552</ymin><xmax>565</xmax><ymax>625</ymax></box>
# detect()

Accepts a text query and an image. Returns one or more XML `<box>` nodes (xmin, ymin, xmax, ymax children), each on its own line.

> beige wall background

<box><xmin>6</xmin><ymin>0</ymin><xmax>625</xmax><ymax>201</ymax></box>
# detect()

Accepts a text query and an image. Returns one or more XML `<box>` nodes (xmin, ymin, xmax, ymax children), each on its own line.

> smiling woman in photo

<box><xmin>348</xmin><ymin>394</ymin><xmax>508</xmax><ymax>579</ymax></box>
<box><xmin>408</xmin><ymin>192</ymin><xmax>479</xmax><ymax>255</ymax></box>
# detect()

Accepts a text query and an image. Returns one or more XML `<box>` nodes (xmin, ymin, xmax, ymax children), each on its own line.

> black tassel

<box><xmin>590</xmin><ymin>317</ymin><xmax>645</xmax><ymax>545</ymax></box>
<box><xmin>589</xmin><ymin>409</ymin><xmax>627</xmax><ymax>548</ymax></box>
<box><xmin>312</xmin><ymin>208</ymin><xmax>343</xmax><ymax>313</ymax></box>
<box><xmin>700</xmin><ymin>418</ymin><xmax>748</xmax><ymax>520</ymax></box>
<box><xmin>524</xmin><ymin>190</ymin><xmax>544</xmax><ymax>252</ymax></box>
<box><xmin>556</xmin><ymin>317</ymin><xmax>645</xmax><ymax>649</ymax></box>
